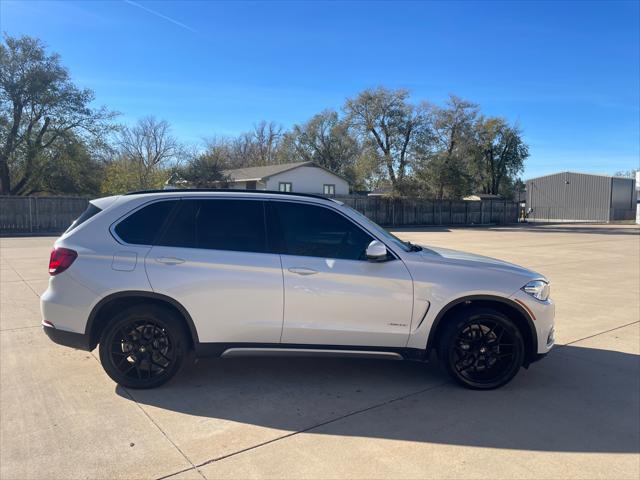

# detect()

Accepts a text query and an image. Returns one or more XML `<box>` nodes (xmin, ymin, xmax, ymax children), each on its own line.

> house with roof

<box><xmin>220</xmin><ymin>161</ymin><xmax>350</xmax><ymax>195</ymax></box>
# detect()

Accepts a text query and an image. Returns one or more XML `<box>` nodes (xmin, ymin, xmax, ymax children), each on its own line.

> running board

<box><xmin>220</xmin><ymin>347</ymin><xmax>404</xmax><ymax>360</ymax></box>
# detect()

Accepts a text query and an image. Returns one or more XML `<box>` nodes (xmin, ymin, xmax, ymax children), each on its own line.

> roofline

<box><xmin>122</xmin><ymin>188</ymin><xmax>335</xmax><ymax>202</ymax></box>
<box><xmin>223</xmin><ymin>161</ymin><xmax>351</xmax><ymax>183</ymax></box>
<box><xmin>526</xmin><ymin>171</ymin><xmax>636</xmax><ymax>182</ymax></box>
<box><xmin>222</xmin><ymin>161</ymin><xmax>313</xmax><ymax>182</ymax></box>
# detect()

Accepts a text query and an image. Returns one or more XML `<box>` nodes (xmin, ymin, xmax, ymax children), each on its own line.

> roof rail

<box><xmin>123</xmin><ymin>188</ymin><xmax>333</xmax><ymax>202</ymax></box>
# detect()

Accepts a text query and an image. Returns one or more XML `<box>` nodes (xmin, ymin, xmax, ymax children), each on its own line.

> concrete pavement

<box><xmin>1</xmin><ymin>224</ymin><xmax>638</xmax><ymax>479</ymax></box>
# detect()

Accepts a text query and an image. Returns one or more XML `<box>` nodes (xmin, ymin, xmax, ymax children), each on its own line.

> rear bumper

<box><xmin>42</xmin><ymin>324</ymin><xmax>92</xmax><ymax>351</ymax></box>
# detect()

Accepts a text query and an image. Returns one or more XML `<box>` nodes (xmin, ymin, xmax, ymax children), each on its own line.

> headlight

<box><xmin>522</xmin><ymin>280</ymin><xmax>550</xmax><ymax>301</ymax></box>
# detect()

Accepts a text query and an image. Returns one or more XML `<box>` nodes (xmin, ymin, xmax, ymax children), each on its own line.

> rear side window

<box><xmin>115</xmin><ymin>200</ymin><xmax>178</xmax><ymax>245</ymax></box>
<box><xmin>272</xmin><ymin>201</ymin><xmax>373</xmax><ymax>260</ymax></box>
<box><xmin>66</xmin><ymin>203</ymin><xmax>102</xmax><ymax>233</ymax></box>
<box><xmin>159</xmin><ymin>199</ymin><xmax>268</xmax><ymax>253</ymax></box>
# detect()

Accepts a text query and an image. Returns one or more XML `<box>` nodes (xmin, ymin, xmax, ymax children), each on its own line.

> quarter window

<box><xmin>66</xmin><ymin>203</ymin><xmax>102</xmax><ymax>233</ymax></box>
<box><xmin>114</xmin><ymin>200</ymin><xmax>178</xmax><ymax>245</ymax></box>
<box><xmin>279</xmin><ymin>182</ymin><xmax>292</xmax><ymax>192</ymax></box>
<box><xmin>323</xmin><ymin>184</ymin><xmax>335</xmax><ymax>195</ymax></box>
<box><xmin>272</xmin><ymin>202</ymin><xmax>373</xmax><ymax>260</ymax></box>
<box><xmin>159</xmin><ymin>199</ymin><xmax>268</xmax><ymax>253</ymax></box>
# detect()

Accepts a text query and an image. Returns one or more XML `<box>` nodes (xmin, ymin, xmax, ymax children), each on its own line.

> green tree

<box><xmin>415</xmin><ymin>96</ymin><xmax>478</xmax><ymax>199</ymax></box>
<box><xmin>472</xmin><ymin>117</ymin><xmax>528</xmax><ymax>196</ymax></box>
<box><xmin>0</xmin><ymin>34</ymin><xmax>116</xmax><ymax>195</ymax></box>
<box><xmin>41</xmin><ymin>135</ymin><xmax>105</xmax><ymax>195</ymax></box>
<box><xmin>282</xmin><ymin>110</ymin><xmax>360</xmax><ymax>183</ymax></box>
<box><xmin>344</xmin><ymin>88</ymin><xmax>429</xmax><ymax>193</ymax></box>
<box><xmin>177</xmin><ymin>140</ymin><xmax>230</xmax><ymax>187</ymax></box>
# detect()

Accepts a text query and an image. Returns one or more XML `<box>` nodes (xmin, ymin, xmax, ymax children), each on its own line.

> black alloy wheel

<box><xmin>438</xmin><ymin>308</ymin><xmax>525</xmax><ymax>389</ymax></box>
<box><xmin>99</xmin><ymin>305</ymin><xmax>189</xmax><ymax>389</ymax></box>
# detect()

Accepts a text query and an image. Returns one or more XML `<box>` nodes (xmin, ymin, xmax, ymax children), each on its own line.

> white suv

<box><xmin>41</xmin><ymin>190</ymin><xmax>555</xmax><ymax>389</ymax></box>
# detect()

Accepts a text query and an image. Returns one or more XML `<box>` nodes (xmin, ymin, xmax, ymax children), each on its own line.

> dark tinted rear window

<box><xmin>115</xmin><ymin>200</ymin><xmax>178</xmax><ymax>245</ymax></box>
<box><xmin>66</xmin><ymin>203</ymin><xmax>102</xmax><ymax>233</ymax></box>
<box><xmin>159</xmin><ymin>199</ymin><xmax>267</xmax><ymax>253</ymax></box>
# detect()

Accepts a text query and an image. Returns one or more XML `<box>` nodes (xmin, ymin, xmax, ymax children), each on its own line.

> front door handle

<box><xmin>156</xmin><ymin>256</ymin><xmax>185</xmax><ymax>265</ymax></box>
<box><xmin>288</xmin><ymin>267</ymin><xmax>318</xmax><ymax>276</ymax></box>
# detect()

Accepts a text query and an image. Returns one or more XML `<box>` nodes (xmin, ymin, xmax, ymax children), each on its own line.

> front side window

<box><xmin>279</xmin><ymin>182</ymin><xmax>292</xmax><ymax>192</ymax></box>
<box><xmin>323</xmin><ymin>184</ymin><xmax>335</xmax><ymax>195</ymax></box>
<box><xmin>344</xmin><ymin>205</ymin><xmax>410</xmax><ymax>252</ymax></box>
<box><xmin>272</xmin><ymin>202</ymin><xmax>373</xmax><ymax>260</ymax></box>
<box><xmin>159</xmin><ymin>199</ymin><xmax>267</xmax><ymax>253</ymax></box>
<box><xmin>114</xmin><ymin>200</ymin><xmax>178</xmax><ymax>245</ymax></box>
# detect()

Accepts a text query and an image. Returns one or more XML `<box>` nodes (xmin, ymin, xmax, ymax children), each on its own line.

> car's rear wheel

<box><xmin>438</xmin><ymin>308</ymin><xmax>525</xmax><ymax>390</ymax></box>
<box><xmin>98</xmin><ymin>304</ymin><xmax>189</xmax><ymax>389</ymax></box>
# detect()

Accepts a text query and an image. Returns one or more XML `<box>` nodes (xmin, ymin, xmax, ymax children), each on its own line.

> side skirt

<box><xmin>194</xmin><ymin>342</ymin><xmax>428</xmax><ymax>362</ymax></box>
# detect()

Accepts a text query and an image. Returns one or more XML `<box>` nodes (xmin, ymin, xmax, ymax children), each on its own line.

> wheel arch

<box><xmin>425</xmin><ymin>295</ymin><xmax>538</xmax><ymax>365</ymax></box>
<box><xmin>86</xmin><ymin>291</ymin><xmax>199</xmax><ymax>350</ymax></box>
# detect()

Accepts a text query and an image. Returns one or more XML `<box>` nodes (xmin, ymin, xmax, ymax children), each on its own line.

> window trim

<box><xmin>323</xmin><ymin>184</ymin><xmax>336</xmax><ymax>195</ymax></box>
<box><xmin>65</xmin><ymin>203</ymin><xmax>103</xmax><ymax>234</ymax></box>
<box><xmin>267</xmin><ymin>198</ymin><xmax>398</xmax><ymax>262</ymax></box>
<box><xmin>278</xmin><ymin>182</ymin><xmax>292</xmax><ymax>192</ymax></box>
<box><xmin>158</xmin><ymin>197</ymin><xmax>269</xmax><ymax>253</ymax></box>
<box><xmin>111</xmin><ymin>195</ymin><xmax>401</xmax><ymax>260</ymax></box>
<box><xmin>110</xmin><ymin>198</ymin><xmax>181</xmax><ymax>247</ymax></box>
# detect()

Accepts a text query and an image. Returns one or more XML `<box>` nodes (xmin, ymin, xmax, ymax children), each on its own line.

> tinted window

<box><xmin>273</xmin><ymin>202</ymin><xmax>373</xmax><ymax>260</ymax></box>
<box><xmin>159</xmin><ymin>199</ymin><xmax>267</xmax><ymax>253</ymax></box>
<box><xmin>115</xmin><ymin>200</ymin><xmax>178</xmax><ymax>245</ymax></box>
<box><xmin>66</xmin><ymin>203</ymin><xmax>102</xmax><ymax>233</ymax></box>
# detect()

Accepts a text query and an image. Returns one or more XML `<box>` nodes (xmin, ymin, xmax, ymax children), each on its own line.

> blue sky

<box><xmin>1</xmin><ymin>0</ymin><xmax>638</xmax><ymax>179</ymax></box>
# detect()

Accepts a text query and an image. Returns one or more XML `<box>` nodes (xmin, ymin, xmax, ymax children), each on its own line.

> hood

<box><xmin>416</xmin><ymin>245</ymin><xmax>544</xmax><ymax>280</ymax></box>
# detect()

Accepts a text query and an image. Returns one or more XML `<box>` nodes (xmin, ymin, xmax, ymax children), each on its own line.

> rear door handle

<box><xmin>156</xmin><ymin>256</ymin><xmax>185</xmax><ymax>265</ymax></box>
<box><xmin>288</xmin><ymin>267</ymin><xmax>318</xmax><ymax>276</ymax></box>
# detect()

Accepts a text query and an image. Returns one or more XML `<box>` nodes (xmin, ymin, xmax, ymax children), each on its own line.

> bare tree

<box><xmin>118</xmin><ymin>116</ymin><xmax>180</xmax><ymax>189</ymax></box>
<box><xmin>252</xmin><ymin>121</ymin><xmax>283</xmax><ymax>165</ymax></box>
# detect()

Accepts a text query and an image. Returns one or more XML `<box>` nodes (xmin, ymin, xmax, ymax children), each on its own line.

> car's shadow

<box><xmin>117</xmin><ymin>345</ymin><xmax>639</xmax><ymax>454</ymax></box>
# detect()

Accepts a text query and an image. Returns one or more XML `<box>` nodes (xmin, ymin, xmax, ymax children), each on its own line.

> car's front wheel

<box><xmin>98</xmin><ymin>304</ymin><xmax>189</xmax><ymax>389</ymax></box>
<box><xmin>438</xmin><ymin>307</ymin><xmax>525</xmax><ymax>389</ymax></box>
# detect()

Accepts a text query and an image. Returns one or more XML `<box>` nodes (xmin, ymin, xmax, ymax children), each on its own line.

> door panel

<box><xmin>280</xmin><ymin>255</ymin><xmax>413</xmax><ymax>347</ymax></box>
<box><xmin>145</xmin><ymin>247</ymin><xmax>283</xmax><ymax>343</ymax></box>
<box><xmin>144</xmin><ymin>198</ymin><xmax>284</xmax><ymax>344</ymax></box>
<box><xmin>270</xmin><ymin>200</ymin><xmax>414</xmax><ymax>347</ymax></box>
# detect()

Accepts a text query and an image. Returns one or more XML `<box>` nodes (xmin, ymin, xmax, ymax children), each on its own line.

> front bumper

<box><xmin>42</xmin><ymin>323</ymin><xmax>92</xmax><ymax>351</ymax></box>
<box><xmin>510</xmin><ymin>290</ymin><xmax>556</xmax><ymax>355</ymax></box>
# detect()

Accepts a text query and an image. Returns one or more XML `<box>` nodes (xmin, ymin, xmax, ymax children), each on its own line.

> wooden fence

<box><xmin>0</xmin><ymin>196</ymin><xmax>89</xmax><ymax>235</ymax></box>
<box><xmin>336</xmin><ymin>196</ymin><xmax>519</xmax><ymax>227</ymax></box>
<box><xmin>0</xmin><ymin>195</ymin><xmax>519</xmax><ymax>235</ymax></box>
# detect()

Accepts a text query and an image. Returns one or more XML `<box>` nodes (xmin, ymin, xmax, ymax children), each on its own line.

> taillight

<box><xmin>49</xmin><ymin>248</ymin><xmax>77</xmax><ymax>275</ymax></box>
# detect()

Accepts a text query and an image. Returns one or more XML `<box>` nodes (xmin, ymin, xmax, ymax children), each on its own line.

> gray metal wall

<box><xmin>526</xmin><ymin>172</ymin><xmax>635</xmax><ymax>222</ymax></box>
<box><xmin>610</xmin><ymin>177</ymin><xmax>637</xmax><ymax>220</ymax></box>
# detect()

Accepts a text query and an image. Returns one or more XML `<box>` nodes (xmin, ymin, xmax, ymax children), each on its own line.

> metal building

<box><xmin>526</xmin><ymin>171</ymin><xmax>637</xmax><ymax>222</ymax></box>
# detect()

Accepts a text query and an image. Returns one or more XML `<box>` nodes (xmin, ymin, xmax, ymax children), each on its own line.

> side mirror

<box><xmin>366</xmin><ymin>240</ymin><xmax>388</xmax><ymax>262</ymax></box>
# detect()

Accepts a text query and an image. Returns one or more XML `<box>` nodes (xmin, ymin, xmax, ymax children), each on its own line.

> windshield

<box><xmin>343</xmin><ymin>205</ymin><xmax>411</xmax><ymax>252</ymax></box>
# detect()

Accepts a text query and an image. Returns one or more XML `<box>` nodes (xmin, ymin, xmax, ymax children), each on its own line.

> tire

<box><xmin>98</xmin><ymin>304</ymin><xmax>190</xmax><ymax>389</ymax></box>
<box><xmin>437</xmin><ymin>307</ymin><xmax>525</xmax><ymax>390</ymax></box>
